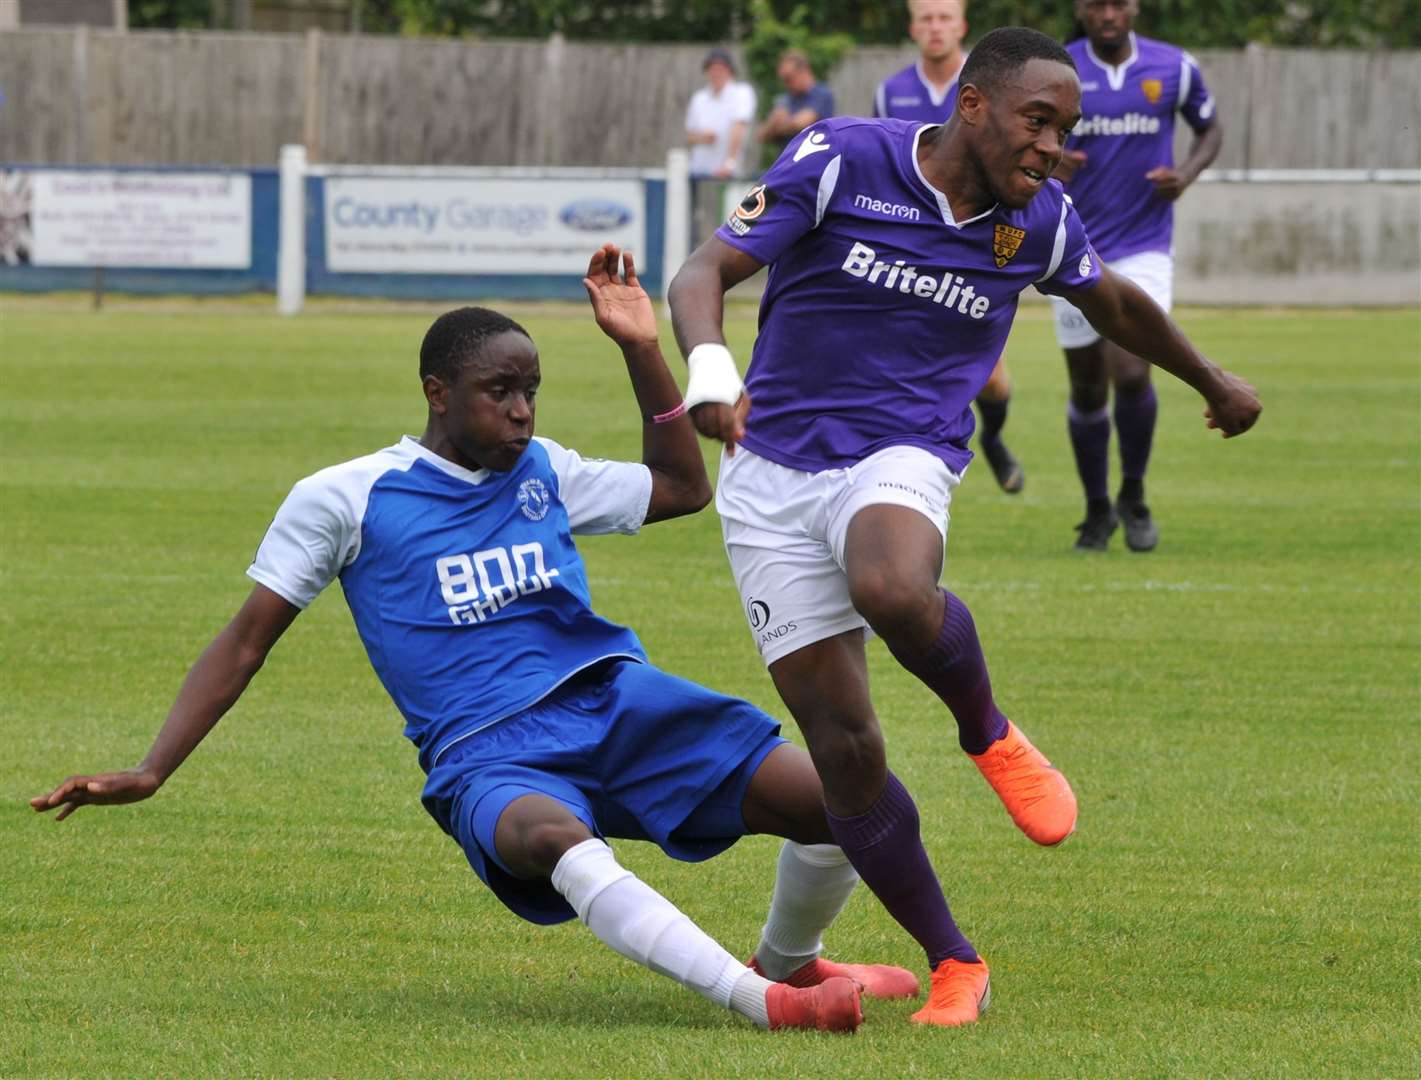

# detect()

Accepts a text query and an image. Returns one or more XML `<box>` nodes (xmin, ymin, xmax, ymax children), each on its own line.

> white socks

<box><xmin>551</xmin><ymin>838</ymin><xmax>774</xmax><ymax>1027</ymax></box>
<box><xmin>754</xmin><ymin>842</ymin><xmax>861</xmax><ymax>981</ymax></box>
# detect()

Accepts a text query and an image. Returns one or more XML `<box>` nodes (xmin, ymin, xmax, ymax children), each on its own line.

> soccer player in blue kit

<box><xmin>669</xmin><ymin>28</ymin><xmax>1260</xmax><ymax>1025</ymax></box>
<box><xmin>30</xmin><ymin>246</ymin><xmax>928</xmax><ymax>1034</ymax></box>
<box><xmin>1054</xmin><ymin>0</ymin><xmax>1223</xmax><ymax>550</ymax></box>
<box><xmin>873</xmin><ymin>0</ymin><xmax>1027</xmax><ymax>494</ymax></box>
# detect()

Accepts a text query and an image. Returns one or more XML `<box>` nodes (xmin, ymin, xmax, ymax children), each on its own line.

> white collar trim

<box><xmin>910</xmin><ymin>124</ymin><xmax>998</xmax><ymax>229</ymax></box>
<box><xmin>1085</xmin><ymin>31</ymin><xmax>1139</xmax><ymax>91</ymax></box>
<box><xmin>915</xmin><ymin>59</ymin><xmax>961</xmax><ymax>108</ymax></box>
<box><xmin>401</xmin><ymin>434</ymin><xmax>493</xmax><ymax>485</ymax></box>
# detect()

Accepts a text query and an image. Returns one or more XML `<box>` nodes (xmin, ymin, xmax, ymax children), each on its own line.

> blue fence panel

<box><xmin>0</xmin><ymin>165</ymin><xmax>278</xmax><ymax>295</ymax></box>
<box><xmin>304</xmin><ymin>175</ymin><xmax>666</xmax><ymax>302</ymax></box>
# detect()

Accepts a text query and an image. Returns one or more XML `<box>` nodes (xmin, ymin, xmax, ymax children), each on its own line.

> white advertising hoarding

<box><xmin>30</xmin><ymin>172</ymin><xmax>251</xmax><ymax>268</ymax></box>
<box><xmin>324</xmin><ymin>177</ymin><xmax>645</xmax><ymax>274</ymax></box>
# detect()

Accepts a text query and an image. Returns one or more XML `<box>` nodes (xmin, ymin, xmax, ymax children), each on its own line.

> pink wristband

<box><xmin>651</xmin><ymin>401</ymin><xmax>687</xmax><ymax>424</ymax></box>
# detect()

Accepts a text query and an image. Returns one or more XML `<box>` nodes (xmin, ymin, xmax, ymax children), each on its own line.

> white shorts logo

<box><xmin>1079</xmin><ymin>251</ymin><xmax>1093</xmax><ymax>277</ymax></box>
<box><xmin>518</xmin><ymin>477</ymin><xmax>550</xmax><ymax>521</ymax></box>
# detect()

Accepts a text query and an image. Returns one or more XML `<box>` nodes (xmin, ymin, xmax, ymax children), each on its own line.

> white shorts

<box><xmin>1050</xmin><ymin>249</ymin><xmax>1174</xmax><ymax>349</ymax></box>
<box><xmin>715</xmin><ymin>445</ymin><xmax>960</xmax><ymax>666</ymax></box>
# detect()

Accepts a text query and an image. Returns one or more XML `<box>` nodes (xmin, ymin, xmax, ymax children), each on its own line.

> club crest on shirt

<box><xmin>992</xmin><ymin>224</ymin><xmax>1026</xmax><ymax>268</ymax></box>
<box><xmin>726</xmin><ymin>183</ymin><xmax>778</xmax><ymax>236</ymax></box>
<box><xmin>1141</xmin><ymin>78</ymin><xmax>1163</xmax><ymax>104</ymax></box>
<box><xmin>518</xmin><ymin>477</ymin><xmax>551</xmax><ymax>521</ymax></box>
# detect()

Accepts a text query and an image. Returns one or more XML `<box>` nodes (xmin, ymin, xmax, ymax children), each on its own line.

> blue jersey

<box><xmin>1064</xmin><ymin>33</ymin><xmax>1216</xmax><ymax>260</ymax></box>
<box><xmin>716</xmin><ymin>117</ymin><xmax>1102</xmax><ymax>475</ymax></box>
<box><xmin>872</xmin><ymin>61</ymin><xmax>960</xmax><ymax>124</ymax></box>
<box><xmin>248</xmin><ymin>436</ymin><xmax>652</xmax><ymax>771</ymax></box>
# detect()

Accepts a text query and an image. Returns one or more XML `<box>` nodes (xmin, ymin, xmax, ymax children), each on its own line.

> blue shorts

<box><xmin>420</xmin><ymin>659</ymin><xmax>785</xmax><ymax>925</ymax></box>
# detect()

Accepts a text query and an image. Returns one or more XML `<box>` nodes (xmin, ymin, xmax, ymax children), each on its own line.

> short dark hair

<box><xmin>958</xmin><ymin>27</ymin><xmax>1076</xmax><ymax>97</ymax></box>
<box><xmin>419</xmin><ymin>307</ymin><xmax>532</xmax><ymax>384</ymax></box>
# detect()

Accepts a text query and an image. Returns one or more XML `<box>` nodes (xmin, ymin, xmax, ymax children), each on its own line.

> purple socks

<box><xmin>826</xmin><ymin>772</ymin><xmax>979</xmax><ymax>969</ymax></box>
<box><xmin>1068</xmin><ymin>402</ymin><xmax>1111</xmax><ymax>506</ymax></box>
<box><xmin>892</xmin><ymin>589</ymin><xmax>1009</xmax><ymax>756</ymax></box>
<box><xmin>1113</xmin><ymin>384</ymin><xmax>1157</xmax><ymax>497</ymax></box>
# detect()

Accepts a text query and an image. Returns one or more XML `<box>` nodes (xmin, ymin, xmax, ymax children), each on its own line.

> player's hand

<box><xmin>583</xmin><ymin>244</ymin><xmax>658</xmax><ymax>350</ymax></box>
<box><xmin>1203</xmin><ymin>371</ymin><xmax>1262</xmax><ymax>438</ymax></box>
<box><xmin>30</xmin><ymin>768</ymin><xmax>162</xmax><ymax>821</ymax></box>
<box><xmin>1145</xmin><ymin>166</ymin><xmax>1190</xmax><ymax>201</ymax></box>
<box><xmin>1054</xmin><ymin>148</ymin><xmax>1087</xmax><ymax>181</ymax></box>
<box><xmin>690</xmin><ymin>393</ymin><xmax>752</xmax><ymax>456</ymax></box>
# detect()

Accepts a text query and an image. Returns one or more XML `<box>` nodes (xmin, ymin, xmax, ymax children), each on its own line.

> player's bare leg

<box><xmin>495</xmin><ymin>794</ymin><xmax>860</xmax><ymax>1032</ymax></box>
<box><xmin>1065</xmin><ymin>342</ymin><xmax>1119</xmax><ymax>550</ymax></box>
<box><xmin>976</xmin><ymin>358</ymin><xmax>1025</xmax><ymax>493</ymax></box>
<box><xmin>739</xmin><ymin>745</ymin><xmax>921</xmax><ymax>1000</ymax></box>
<box><xmin>766</xmin><ymin>634</ymin><xmax>987</xmax><ymax>1024</ymax></box>
<box><xmin>844</xmin><ymin>504</ymin><xmax>1076</xmax><ymax>846</ymax></box>
<box><xmin>1105</xmin><ymin>342</ymin><xmax>1160</xmax><ymax>551</ymax></box>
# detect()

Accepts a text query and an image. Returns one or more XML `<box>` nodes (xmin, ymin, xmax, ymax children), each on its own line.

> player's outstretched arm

<box><xmin>1066</xmin><ymin>267</ymin><xmax>1261</xmax><ymax>437</ymax></box>
<box><xmin>582</xmin><ymin>243</ymin><xmax>711</xmax><ymax>524</ymax></box>
<box><xmin>30</xmin><ymin>585</ymin><xmax>299</xmax><ymax>820</ymax></box>
<box><xmin>667</xmin><ymin>237</ymin><xmax>763</xmax><ymax>454</ymax></box>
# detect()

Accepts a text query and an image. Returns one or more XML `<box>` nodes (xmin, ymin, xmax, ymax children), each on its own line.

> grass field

<box><xmin>3</xmin><ymin>298</ymin><xmax>1419</xmax><ymax>1078</ymax></box>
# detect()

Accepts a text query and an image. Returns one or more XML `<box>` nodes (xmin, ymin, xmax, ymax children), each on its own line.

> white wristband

<box><xmin>684</xmin><ymin>343</ymin><xmax>744</xmax><ymax>411</ymax></box>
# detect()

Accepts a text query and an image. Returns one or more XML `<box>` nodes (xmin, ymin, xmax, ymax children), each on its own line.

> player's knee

<box><xmin>500</xmin><ymin>817</ymin><xmax>593</xmax><ymax>880</ymax></box>
<box><xmin>1113</xmin><ymin>369</ymin><xmax>1152</xmax><ymax>399</ymax></box>
<box><xmin>808</xmin><ymin>717</ymin><xmax>886</xmax><ymax>785</ymax></box>
<box><xmin>848</xmin><ymin>568</ymin><xmax>937</xmax><ymax>643</ymax></box>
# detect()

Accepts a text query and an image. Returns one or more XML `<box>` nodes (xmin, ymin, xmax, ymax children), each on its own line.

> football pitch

<box><xmin>3</xmin><ymin>299</ymin><xmax>1418</xmax><ymax>1077</ymax></box>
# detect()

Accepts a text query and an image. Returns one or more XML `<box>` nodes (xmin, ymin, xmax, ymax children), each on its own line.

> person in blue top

<box><xmin>30</xmin><ymin>245</ymin><xmax>924</xmax><ymax>1035</ymax></box>
<box><xmin>757</xmin><ymin>49</ymin><xmax>836</xmax><ymax>156</ymax></box>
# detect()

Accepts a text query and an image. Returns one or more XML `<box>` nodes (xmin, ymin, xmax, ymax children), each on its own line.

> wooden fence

<box><xmin>2</xmin><ymin>28</ymin><xmax>1418</xmax><ymax>169</ymax></box>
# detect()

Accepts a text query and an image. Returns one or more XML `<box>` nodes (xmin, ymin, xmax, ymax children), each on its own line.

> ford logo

<box><xmin>560</xmin><ymin>200</ymin><xmax>634</xmax><ymax>231</ymax></box>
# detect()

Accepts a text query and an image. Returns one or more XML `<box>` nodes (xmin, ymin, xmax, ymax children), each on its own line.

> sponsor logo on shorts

<box><xmin>993</xmin><ymin>223</ymin><xmax>1026</xmax><ymax>268</ymax></box>
<box><xmin>747</xmin><ymin>596</ymin><xmax>798</xmax><ymax>649</ymax></box>
<box><xmin>1079</xmin><ymin>250</ymin><xmax>1093</xmax><ymax>277</ymax></box>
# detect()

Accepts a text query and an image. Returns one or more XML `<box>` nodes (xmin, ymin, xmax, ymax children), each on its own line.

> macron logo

<box><xmin>793</xmin><ymin>131</ymin><xmax>832</xmax><ymax>162</ymax></box>
<box><xmin>853</xmin><ymin>193</ymin><xmax>921</xmax><ymax>221</ymax></box>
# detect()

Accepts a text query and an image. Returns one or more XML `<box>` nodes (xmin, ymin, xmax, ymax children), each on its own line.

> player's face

<box><xmin>969</xmin><ymin>59</ymin><xmax>1081</xmax><ymax>209</ymax></box>
<box><xmin>909</xmin><ymin>1</ymin><xmax>967</xmax><ymax>62</ymax></box>
<box><xmin>440</xmin><ymin>330</ymin><xmax>541</xmax><ymax>472</ymax></box>
<box><xmin>1076</xmin><ymin>0</ymin><xmax>1138</xmax><ymax>50</ymax></box>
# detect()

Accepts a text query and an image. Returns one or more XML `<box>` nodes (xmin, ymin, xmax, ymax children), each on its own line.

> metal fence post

<box><xmin>277</xmin><ymin>144</ymin><xmax>307</xmax><ymax>315</ymax></box>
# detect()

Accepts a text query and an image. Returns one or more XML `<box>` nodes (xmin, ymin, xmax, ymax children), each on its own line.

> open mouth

<box><xmin>1020</xmin><ymin>167</ymin><xmax>1046</xmax><ymax>186</ymax></box>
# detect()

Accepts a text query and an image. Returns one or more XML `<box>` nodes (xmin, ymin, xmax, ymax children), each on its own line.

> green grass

<box><xmin>2</xmin><ymin>299</ymin><xmax>1419</xmax><ymax>1078</ymax></box>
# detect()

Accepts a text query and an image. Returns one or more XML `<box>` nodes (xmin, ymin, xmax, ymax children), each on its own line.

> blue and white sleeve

<box><xmin>246</xmin><ymin>473</ymin><xmax>360</xmax><ymax>608</ymax></box>
<box><xmin>538</xmin><ymin>438</ymin><xmax>652</xmax><ymax>536</ymax></box>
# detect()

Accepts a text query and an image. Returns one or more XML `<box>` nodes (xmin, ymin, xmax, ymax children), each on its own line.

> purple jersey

<box><xmin>715</xmin><ymin>117</ymin><xmax>1101</xmax><ymax>476</ymax></box>
<box><xmin>1064</xmin><ymin>33</ymin><xmax>1216</xmax><ymax>261</ymax></box>
<box><xmin>872</xmin><ymin>62</ymin><xmax>960</xmax><ymax>123</ymax></box>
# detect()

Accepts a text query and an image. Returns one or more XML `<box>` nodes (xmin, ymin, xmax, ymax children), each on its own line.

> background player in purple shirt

<box><xmin>670</xmin><ymin>27</ymin><xmax>1260</xmax><ymax>1027</ymax></box>
<box><xmin>1053</xmin><ymin>0</ymin><xmax>1223</xmax><ymax>550</ymax></box>
<box><xmin>873</xmin><ymin>0</ymin><xmax>1026</xmax><ymax>494</ymax></box>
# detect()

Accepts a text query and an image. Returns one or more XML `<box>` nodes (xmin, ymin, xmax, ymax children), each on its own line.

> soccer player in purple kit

<box><xmin>669</xmin><ymin>28</ymin><xmax>1260</xmax><ymax>1026</ymax></box>
<box><xmin>1053</xmin><ymin>0</ymin><xmax>1223</xmax><ymax>550</ymax></box>
<box><xmin>873</xmin><ymin>0</ymin><xmax>1026</xmax><ymax>494</ymax></box>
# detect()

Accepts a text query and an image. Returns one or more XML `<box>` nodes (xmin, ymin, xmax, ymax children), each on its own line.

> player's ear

<box><xmin>957</xmin><ymin>83</ymin><xmax>984</xmax><ymax>124</ymax></box>
<box><xmin>422</xmin><ymin>373</ymin><xmax>450</xmax><ymax>414</ymax></box>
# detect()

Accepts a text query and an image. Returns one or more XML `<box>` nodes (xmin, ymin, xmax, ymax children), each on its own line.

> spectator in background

<box><xmin>686</xmin><ymin>49</ymin><xmax>757</xmax><ymax>180</ymax></box>
<box><xmin>757</xmin><ymin>50</ymin><xmax>835</xmax><ymax>153</ymax></box>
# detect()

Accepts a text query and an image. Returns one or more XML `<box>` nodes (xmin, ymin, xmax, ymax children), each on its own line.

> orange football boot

<box><xmin>749</xmin><ymin>954</ymin><xmax>921</xmax><ymax>1000</ymax></box>
<box><xmin>909</xmin><ymin>958</ymin><xmax>990</xmax><ymax>1027</ymax></box>
<box><xmin>970</xmin><ymin>720</ymin><xmax>1077</xmax><ymax>846</ymax></box>
<box><xmin>765</xmin><ymin>975</ymin><xmax>863</xmax><ymax>1033</ymax></box>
